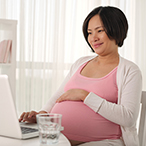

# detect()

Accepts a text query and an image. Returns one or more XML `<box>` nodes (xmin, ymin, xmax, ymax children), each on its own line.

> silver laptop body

<box><xmin>0</xmin><ymin>75</ymin><xmax>39</xmax><ymax>139</ymax></box>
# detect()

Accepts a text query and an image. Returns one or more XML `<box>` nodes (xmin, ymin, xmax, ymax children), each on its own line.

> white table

<box><xmin>0</xmin><ymin>133</ymin><xmax>71</xmax><ymax>146</ymax></box>
<box><xmin>0</xmin><ymin>123</ymin><xmax>71</xmax><ymax>146</ymax></box>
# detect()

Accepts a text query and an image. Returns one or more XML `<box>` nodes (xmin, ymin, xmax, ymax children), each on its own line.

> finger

<box><xmin>56</xmin><ymin>93</ymin><xmax>67</xmax><ymax>103</ymax></box>
<box><xmin>56</xmin><ymin>97</ymin><xmax>63</xmax><ymax>103</ymax></box>
<box><xmin>58</xmin><ymin>98</ymin><xmax>66</xmax><ymax>102</ymax></box>
<box><xmin>19</xmin><ymin>112</ymin><xmax>26</xmax><ymax>119</ymax></box>
<box><xmin>56</xmin><ymin>99</ymin><xmax>59</xmax><ymax>103</ymax></box>
<box><xmin>56</xmin><ymin>98</ymin><xmax>59</xmax><ymax>102</ymax></box>
<box><xmin>23</xmin><ymin>112</ymin><xmax>30</xmax><ymax>121</ymax></box>
<box><xmin>28</xmin><ymin>111</ymin><xmax>35</xmax><ymax>118</ymax></box>
<box><xmin>19</xmin><ymin>112</ymin><xmax>26</xmax><ymax>122</ymax></box>
<box><xmin>19</xmin><ymin>118</ymin><xmax>23</xmax><ymax>122</ymax></box>
<box><xmin>28</xmin><ymin>111</ymin><xmax>37</xmax><ymax>118</ymax></box>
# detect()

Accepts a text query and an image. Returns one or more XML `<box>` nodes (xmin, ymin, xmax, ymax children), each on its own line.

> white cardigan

<box><xmin>41</xmin><ymin>55</ymin><xmax>142</xmax><ymax>146</ymax></box>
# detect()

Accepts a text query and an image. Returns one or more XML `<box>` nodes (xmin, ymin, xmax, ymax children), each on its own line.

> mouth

<box><xmin>93</xmin><ymin>43</ymin><xmax>103</xmax><ymax>48</ymax></box>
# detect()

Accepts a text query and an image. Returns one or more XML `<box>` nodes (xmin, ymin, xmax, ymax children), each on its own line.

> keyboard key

<box><xmin>21</xmin><ymin>127</ymin><xmax>38</xmax><ymax>134</ymax></box>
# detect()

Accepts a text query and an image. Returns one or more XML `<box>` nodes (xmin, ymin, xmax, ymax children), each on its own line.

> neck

<box><xmin>94</xmin><ymin>52</ymin><xmax>119</xmax><ymax>65</ymax></box>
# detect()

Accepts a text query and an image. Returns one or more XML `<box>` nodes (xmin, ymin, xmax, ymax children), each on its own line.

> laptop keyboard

<box><xmin>21</xmin><ymin>127</ymin><xmax>38</xmax><ymax>134</ymax></box>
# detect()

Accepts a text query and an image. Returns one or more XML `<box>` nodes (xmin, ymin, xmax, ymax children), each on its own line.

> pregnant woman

<box><xmin>19</xmin><ymin>6</ymin><xmax>142</xmax><ymax>146</ymax></box>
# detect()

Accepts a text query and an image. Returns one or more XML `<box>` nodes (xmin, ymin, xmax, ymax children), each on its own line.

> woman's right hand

<box><xmin>19</xmin><ymin>110</ymin><xmax>47</xmax><ymax>123</ymax></box>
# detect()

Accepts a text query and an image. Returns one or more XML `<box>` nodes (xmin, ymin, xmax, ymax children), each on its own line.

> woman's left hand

<box><xmin>56</xmin><ymin>89</ymin><xmax>89</xmax><ymax>103</ymax></box>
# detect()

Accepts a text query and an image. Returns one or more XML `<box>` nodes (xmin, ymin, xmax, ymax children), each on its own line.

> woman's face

<box><xmin>87</xmin><ymin>15</ymin><xmax>118</xmax><ymax>56</ymax></box>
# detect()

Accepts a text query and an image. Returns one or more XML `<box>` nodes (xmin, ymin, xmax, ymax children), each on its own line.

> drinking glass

<box><xmin>36</xmin><ymin>113</ymin><xmax>62</xmax><ymax>145</ymax></box>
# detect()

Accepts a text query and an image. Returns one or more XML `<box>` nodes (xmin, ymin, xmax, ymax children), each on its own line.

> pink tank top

<box><xmin>50</xmin><ymin>62</ymin><xmax>122</xmax><ymax>142</ymax></box>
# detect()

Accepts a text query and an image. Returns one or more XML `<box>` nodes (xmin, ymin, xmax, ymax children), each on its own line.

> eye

<box><xmin>87</xmin><ymin>32</ymin><xmax>92</xmax><ymax>35</ymax></box>
<box><xmin>98</xmin><ymin>29</ymin><xmax>104</xmax><ymax>33</ymax></box>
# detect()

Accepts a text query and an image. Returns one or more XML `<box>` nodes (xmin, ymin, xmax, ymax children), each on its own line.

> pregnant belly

<box><xmin>50</xmin><ymin>101</ymin><xmax>121</xmax><ymax>142</ymax></box>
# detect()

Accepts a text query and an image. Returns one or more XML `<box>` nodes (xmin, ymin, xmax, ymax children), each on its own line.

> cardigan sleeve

<box><xmin>84</xmin><ymin>65</ymin><xmax>142</xmax><ymax>128</ymax></box>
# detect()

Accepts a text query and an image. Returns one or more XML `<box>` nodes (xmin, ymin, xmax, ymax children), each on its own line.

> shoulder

<box><xmin>117</xmin><ymin>56</ymin><xmax>142</xmax><ymax>94</ymax></box>
<box><xmin>117</xmin><ymin>56</ymin><xmax>142</xmax><ymax>85</ymax></box>
<box><xmin>119</xmin><ymin>56</ymin><xmax>141</xmax><ymax>73</ymax></box>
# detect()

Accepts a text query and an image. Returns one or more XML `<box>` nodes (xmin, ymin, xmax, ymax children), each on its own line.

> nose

<box><xmin>91</xmin><ymin>32</ymin><xmax>99</xmax><ymax>42</ymax></box>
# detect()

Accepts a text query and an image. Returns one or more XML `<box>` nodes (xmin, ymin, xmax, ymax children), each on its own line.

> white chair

<box><xmin>138</xmin><ymin>91</ymin><xmax>146</xmax><ymax>146</ymax></box>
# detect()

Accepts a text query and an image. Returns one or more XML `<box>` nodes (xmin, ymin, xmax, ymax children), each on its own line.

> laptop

<box><xmin>0</xmin><ymin>75</ymin><xmax>39</xmax><ymax>139</ymax></box>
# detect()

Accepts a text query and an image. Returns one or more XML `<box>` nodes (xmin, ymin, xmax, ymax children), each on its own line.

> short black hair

<box><xmin>82</xmin><ymin>6</ymin><xmax>128</xmax><ymax>52</ymax></box>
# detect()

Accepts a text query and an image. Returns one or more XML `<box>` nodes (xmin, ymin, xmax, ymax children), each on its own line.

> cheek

<box><xmin>87</xmin><ymin>36</ymin><xmax>91</xmax><ymax>45</ymax></box>
<box><xmin>100</xmin><ymin>33</ymin><xmax>108</xmax><ymax>40</ymax></box>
